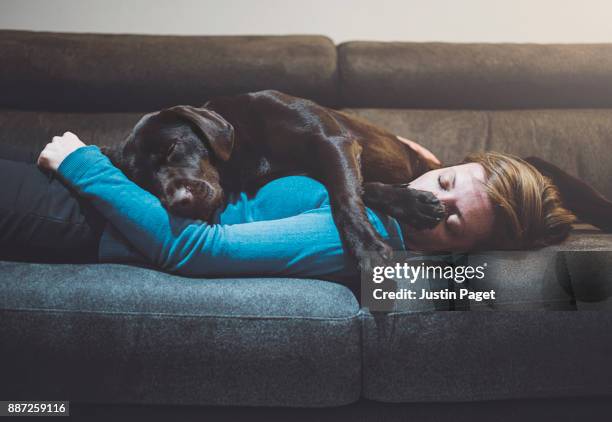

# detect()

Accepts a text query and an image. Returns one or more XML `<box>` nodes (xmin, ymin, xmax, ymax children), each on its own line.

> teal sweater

<box><xmin>57</xmin><ymin>145</ymin><xmax>406</xmax><ymax>280</ymax></box>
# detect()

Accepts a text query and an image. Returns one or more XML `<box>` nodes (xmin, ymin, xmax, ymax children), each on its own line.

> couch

<box><xmin>1</xmin><ymin>30</ymin><xmax>611</xmax><ymax>420</ymax></box>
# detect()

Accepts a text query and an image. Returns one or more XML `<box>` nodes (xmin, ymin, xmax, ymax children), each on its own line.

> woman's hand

<box><xmin>396</xmin><ymin>135</ymin><xmax>441</xmax><ymax>167</ymax></box>
<box><xmin>37</xmin><ymin>131</ymin><xmax>87</xmax><ymax>171</ymax></box>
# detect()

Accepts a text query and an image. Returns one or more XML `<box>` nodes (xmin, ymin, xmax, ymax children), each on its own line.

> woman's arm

<box><xmin>51</xmin><ymin>144</ymin><xmax>403</xmax><ymax>278</ymax></box>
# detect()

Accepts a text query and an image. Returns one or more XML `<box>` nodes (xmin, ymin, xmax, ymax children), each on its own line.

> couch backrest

<box><xmin>337</xmin><ymin>41</ymin><xmax>612</xmax><ymax>199</ymax></box>
<box><xmin>0</xmin><ymin>30</ymin><xmax>610</xmax><ymax>198</ymax></box>
<box><xmin>338</xmin><ymin>41</ymin><xmax>612</xmax><ymax>109</ymax></box>
<box><xmin>0</xmin><ymin>31</ymin><xmax>338</xmax><ymax>112</ymax></box>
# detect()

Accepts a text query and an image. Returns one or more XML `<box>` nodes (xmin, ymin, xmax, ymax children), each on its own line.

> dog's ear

<box><xmin>164</xmin><ymin>105</ymin><xmax>235</xmax><ymax>161</ymax></box>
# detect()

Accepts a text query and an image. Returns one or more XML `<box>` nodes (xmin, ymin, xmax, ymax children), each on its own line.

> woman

<box><xmin>0</xmin><ymin>132</ymin><xmax>575</xmax><ymax>281</ymax></box>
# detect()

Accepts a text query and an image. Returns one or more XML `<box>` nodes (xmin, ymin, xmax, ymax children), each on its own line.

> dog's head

<box><xmin>104</xmin><ymin>105</ymin><xmax>234</xmax><ymax>221</ymax></box>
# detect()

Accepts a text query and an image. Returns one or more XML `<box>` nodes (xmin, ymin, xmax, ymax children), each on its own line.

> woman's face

<box><xmin>403</xmin><ymin>163</ymin><xmax>495</xmax><ymax>252</ymax></box>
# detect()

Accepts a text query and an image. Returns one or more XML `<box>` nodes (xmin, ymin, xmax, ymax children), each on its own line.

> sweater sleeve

<box><xmin>57</xmin><ymin>146</ymin><xmax>403</xmax><ymax>279</ymax></box>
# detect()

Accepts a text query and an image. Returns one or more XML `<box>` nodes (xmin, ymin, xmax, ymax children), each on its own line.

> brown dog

<box><xmin>102</xmin><ymin>90</ymin><xmax>612</xmax><ymax>267</ymax></box>
<box><xmin>102</xmin><ymin>90</ymin><xmax>445</xmax><ymax>267</ymax></box>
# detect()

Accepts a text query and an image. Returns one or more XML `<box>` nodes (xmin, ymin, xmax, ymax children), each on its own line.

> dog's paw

<box><xmin>404</xmin><ymin>188</ymin><xmax>446</xmax><ymax>230</ymax></box>
<box><xmin>363</xmin><ymin>182</ymin><xmax>445</xmax><ymax>230</ymax></box>
<box><xmin>354</xmin><ymin>237</ymin><xmax>393</xmax><ymax>273</ymax></box>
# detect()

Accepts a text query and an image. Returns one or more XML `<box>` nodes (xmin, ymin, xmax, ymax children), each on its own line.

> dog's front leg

<box><xmin>311</xmin><ymin>136</ymin><xmax>394</xmax><ymax>269</ymax></box>
<box><xmin>362</xmin><ymin>182</ymin><xmax>446</xmax><ymax>230</ymax></box>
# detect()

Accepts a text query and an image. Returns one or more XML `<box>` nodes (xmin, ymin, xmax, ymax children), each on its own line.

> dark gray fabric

<box><xmin>453</xmin><ymin>250</ymin><xmax>577</xmax><ymax>311</ymax></box>
<box><xmin>366</xmin><ymin>228</ymin><xmax>612</xmax><ymax>313</ymax></box>
<box><xmin>554</xmin><ymin>227</ymin><xmax>612</xmax><ymax>311</ymax></box>
<box><xmin>0</xmin><ymin>110</ymin><xmax>142</xmax><ymax>153</ymax></box>
<box><xmin>453</xmin><ymin>228</ymin><xmax>612</xmax><ymax>311</ymax></box>
<box><xmin>0</xmin><ymin>261</ymin><xmax>361</xmax><ymax>406</ymax></box>
<box><xmin>362</xmin><ymin>311</ymin><xmax>612</xmax><ymax>402</ymax></box>
<box><xmin>362</xmin><ymin>229</ymin><xmax>612</xmax><ymax>402</ymax></box>
<box><xmin>563</xmin><ymin>250</ymin><xmax>612</xmax><ymax>310</ymax></box>
<box><xmin>339</xmin><ymin>42</ymin><xmax>612</xmax><ymax>109</ymax></box>
<box><xmin>0</xmin><ymin>30</ymin><xmax>338</xmax><ymax>112</ymax></box>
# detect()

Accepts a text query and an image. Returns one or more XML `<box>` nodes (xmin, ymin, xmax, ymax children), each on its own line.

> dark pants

<box><xmin>0</xmin><ymin>144</ymin><xmax>105</xmax><ymax>263</ymax></box>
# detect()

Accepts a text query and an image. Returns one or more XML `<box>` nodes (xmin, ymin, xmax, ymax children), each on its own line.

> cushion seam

<box><xmin>0</xmin><ymin>306</ymin><xmax>361</xmax><ymax>321</ymax></box>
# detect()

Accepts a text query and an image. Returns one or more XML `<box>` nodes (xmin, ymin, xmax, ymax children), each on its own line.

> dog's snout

<box><xmin>169</xmin><ymin>186</ymin><xmax>195</xmax><ymax>208</ymax></box>
<box><xmin>161</xmin><ymin>179</ymin><xmax>223</xmax><ymax>221</ymax></box>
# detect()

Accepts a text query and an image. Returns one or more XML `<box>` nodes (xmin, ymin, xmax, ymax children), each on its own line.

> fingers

<box><xmin>37</xmin><ymin>131</ymin><xmax>86</xmax><ymax>171</ymax></box>
<box><xmin>37</xmin><ymin>141</ymin><xmax>55</xmax><ymax>168</ymax></box>
<box><xmin>51</xmin><ymin>132</ymin><xmax>75</xmax><ymax>143</ymax></box>
<box><xmin>60</xmin><ymin>131</ymin><xmax>77</xmax><ymax>140</ymax></box>
<box><xmin>36</xmin><ymin>151</ymin><xmax>44</xmax><ymax>167</ymax></box>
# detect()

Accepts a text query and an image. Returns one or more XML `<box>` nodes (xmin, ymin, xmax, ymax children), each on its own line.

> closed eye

<box><xmin>438</xmin><ymin>174</ymin><xmax>449</xmax><ymax>191</ymax></box>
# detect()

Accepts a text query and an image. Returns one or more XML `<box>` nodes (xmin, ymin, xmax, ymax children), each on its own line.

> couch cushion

<box><xmin>339</xmin><ymin>42</ymin><xmax>612</xmax><ymax>109</ymax></box>
<box><xmin>458</xmin><ymin>226</ymin><xmax>612</xmax><ymax>311</ymax></box>
<box><xmin>361</xmin><ymin>227</ymin><xmax>612</xmax><ymax>314</ymax></box>
<box><xmin>0</xmin><ymin>30</ymin><xmax>338</xmax><ymax>112</ymax></box>
<box><xmin>343</xmin><ymin>108</ymin><xmax>612</xmax><ymax>200</ymax></box>
<box><xmin>559</xmin><ymin>227</ymin><xmax>612</xmax><ymax>310</ymax></box>
<box><xmin>362</xmin><ymin>225</ymin><xmax>612</xmax><ymax>402</ymax></box>
<box><xmin>0</xmin><ymin>261</ymin><xmax>361</xmax><ymax>407</ymax></box>
<box><xmin>0</xmin><ymin>110</ymin><xmax>141</xmax><ymax>152</ymax></box>
<box><xmin>362</xmin><ymin>310</ymin><xmax>612</xmax><ymax>402</ymax></box>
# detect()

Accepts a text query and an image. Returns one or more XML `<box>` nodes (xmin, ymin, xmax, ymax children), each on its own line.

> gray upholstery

<box><xmin>563</xmin><ymin>249</ymin><xmax>612</xmax><ymax>310</ymax></box>
<box><xmin>0</xmin><ymin>110</ymin><xmax>141</xmax><ymax>152</ymax></box>
<box><xmin>0</xmin><ymin>261</ymin><xmax>361</xmax><ymax>406</ymax></box>
<box><xmin>460</xmin><ymin>229</ymin><xmax>612</xmax><ymax>311</ymax></box>
<box><xmin>0</xmin><ymin>31</ymin><xmax>338</xmax><ymax>111</ymax></box>
<box><xmin>1</xmin><ymin>30</ymin><xmax>611</xmax><ymax>407</ymax></box>
<box><xmin>339</xmin><ymin>42</ymin><xmax>612</xmax><ymax>109</ymax></box>
<box><xmin>361</xmin><ymin>231</ymin><xmax>612</xmax><ymax>402</ymax></box>
<box><xmin>362</xmin><ymin>311</ymin><xmax>612</xmax><ymax>402</ymax></box>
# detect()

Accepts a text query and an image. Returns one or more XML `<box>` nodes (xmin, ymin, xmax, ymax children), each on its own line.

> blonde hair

<box><xmin>463</xmin><ymin>151</ymin><xmax>576</xmax><ymax>250</ymax></box>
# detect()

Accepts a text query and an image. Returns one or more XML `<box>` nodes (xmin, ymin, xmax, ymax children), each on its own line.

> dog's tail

<box><xmin>525</xmin><ymin>156</ymin><xmax>612</xmax><ymax>232</ymax></box>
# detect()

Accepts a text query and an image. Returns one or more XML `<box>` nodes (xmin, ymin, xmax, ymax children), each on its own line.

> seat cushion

<box><xmin>0</xmin><ymin>261</ymin><xmax>361</xmax><ymax>407</ymax></box>
<box><xmin>559</xmin><ymin>226</ymin><xmax>612</xmax><ymax>310</ymax></box>
<box><xmin>362</xmin><ymin>310</ymin><xmax>612</xmax><ymax>402</ymax></box>
<box><xmin>362</xmin><ymin>225</ymin><xmax>612</xmax><ymax>402</ymax></box>
<box><xmin>453</xmin><ymin>226</ymin><xmax>612</xmax><ymax>311</ymax></box>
